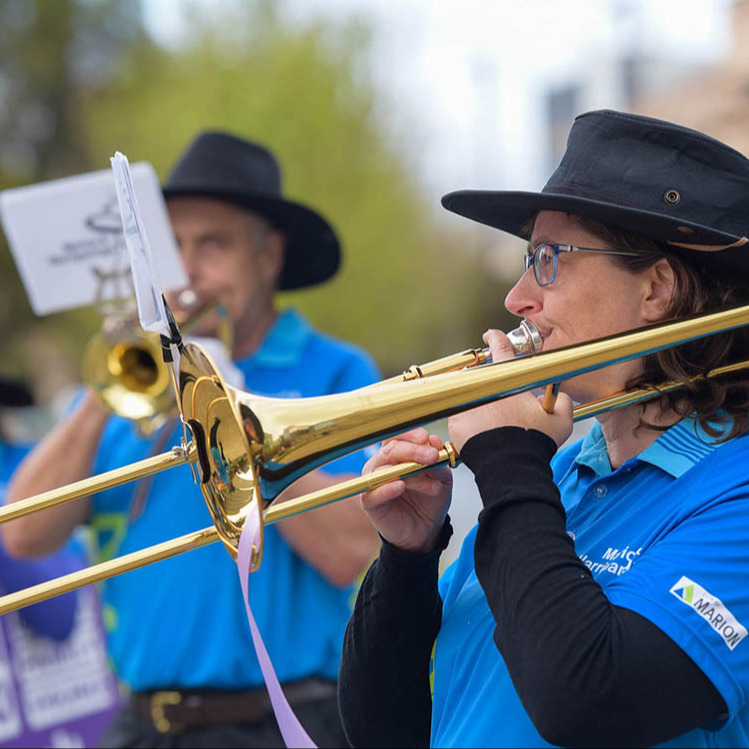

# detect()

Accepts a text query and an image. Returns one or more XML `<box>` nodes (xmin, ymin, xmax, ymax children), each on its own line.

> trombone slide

<box><xmin>0</xmin><ymin>444</ymin><xmax>197</xmax><ymax>525</ymax></box>
<box><xmin>2</xmin><ymin>304</ymin><xmax>749</xmax><ymax>615</ymax></box>
<box><xmin>1</xmin><ymin>352</ymin><xmax>745</xmax><ymax>617</ymax></box>
<box><xmin>0</xmin><ymin>444</ymin><xmax>458</xmax><ymax>615</ymax></box>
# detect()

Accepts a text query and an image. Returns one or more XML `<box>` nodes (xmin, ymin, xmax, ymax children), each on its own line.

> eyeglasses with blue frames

<box><xmin>524</xmin><ymin>243</ymin><xmax>641</xmax><ymax>287</ymax></box>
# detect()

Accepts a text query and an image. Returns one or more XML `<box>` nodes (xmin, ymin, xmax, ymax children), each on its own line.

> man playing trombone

<box><xmin>4</xmin><ymin>132</ymin><xmax>380</xmax><ymax>748</ymax></box>
<box><xmin>340</xmin><ymin>110</ymin><xmax>749</xmax><ymax>747</ymax></box>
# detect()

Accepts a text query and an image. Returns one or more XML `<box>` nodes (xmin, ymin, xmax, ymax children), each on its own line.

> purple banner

<box><xmin>0</xmin><ymin>587</ymin><xmax>119</xmax><ymax>748</ymax></box>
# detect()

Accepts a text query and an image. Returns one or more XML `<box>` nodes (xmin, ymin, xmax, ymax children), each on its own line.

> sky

<box><xmin>142</xmin><ymin>0</ymin><xmax>736</xmax><ymax>196</ymax></box>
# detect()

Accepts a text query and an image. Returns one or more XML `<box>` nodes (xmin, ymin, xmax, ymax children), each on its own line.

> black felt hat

<box><xmin>0</xmin><ymin>378</ymin><xmax>33</xmax><ymax>408</ymax></box>
<box><xmin>442</xmin><ymin>110</ymin><xmax>749</xmax><ymax>274</ymax></box>
<box><xmin>163</xmin><ymin>131</ymin><xmax>340</xmax><ymax>290</ymax></box>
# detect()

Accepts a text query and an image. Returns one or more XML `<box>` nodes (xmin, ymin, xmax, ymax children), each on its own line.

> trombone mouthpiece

<box><xmin>507</xmin><ymin>320</ymin><xmax>542</xmax><ymax>355</ymax></box>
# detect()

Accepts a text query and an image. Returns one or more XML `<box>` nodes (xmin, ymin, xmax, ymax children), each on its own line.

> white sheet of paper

<box><xmin>0</xmin><ymin>162</ymin><xmax>187</xmax><ymax>316</ymax></box>
<box><xmin>110</xmin><ymin>152</ymin><xmax>171</xmax><ymax>338</ymax></box>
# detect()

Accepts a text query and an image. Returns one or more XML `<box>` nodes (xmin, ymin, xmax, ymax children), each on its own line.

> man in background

<box><xmin>4</xmin><ymin>132</ymin><xmax>380</xmax><ymax>748</ymax></box>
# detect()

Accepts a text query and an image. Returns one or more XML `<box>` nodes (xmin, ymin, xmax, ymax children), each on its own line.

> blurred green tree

<box><xmin>0</xmin><ymin>0</ymin><xmax>154</xmax><ymax>394</ymax></box>
<box><xmin>83</xmin><ymin>1</ymin><xmax>507</xmax><ymax>376</ymax></box>
<box><xmin>1</xmin><ymin>0</ymin><xmax>512</xmax><ymax>400</ymax></box>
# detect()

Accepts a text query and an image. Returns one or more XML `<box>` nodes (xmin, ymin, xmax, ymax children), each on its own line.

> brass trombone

<box><xmin>2</xmin><ymin>303</ymin><xmax>749</xmax><ymax>615</ymax></box>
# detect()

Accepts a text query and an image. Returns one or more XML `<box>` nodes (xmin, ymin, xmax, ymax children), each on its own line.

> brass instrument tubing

<box><xmin>246</xmin><ymin>306</ymin><xmax>749</xmax><ymax>504</ymax></box>
<box><xmin>0</xmin><ymin>444</ymin><xmax>197</xmax><ymax>525</ymax></box>
<box><xmin>332</xmin><ymin>305</ymin><xmax>749</xmax><ymax>457</ymax></box>
<box><xmin>376</xmin><ymin>348</ymin><xmax>489</xmax><ymax>386</ymax></box>
<box><xmin>262</xmin><ymin>444</ymin><xmax>458</xmax><ymax>524</ymax></box>
<box><xmin>261</xmin><ymin>357</ymin><xmax>749</xmax><ymax>523</ymax></box>
<box><xmin>0</xmin><ymin>354</ymin><xmax>747</xmax><ymax>616</ymax></box>
<box><xmin>0</xmin><ymin>446</ymin><xmax>456</xmax><ymax>615</ymax></box>
<box><xmin>571</xmin><ymin>358</ymin><xmax>749</xmax><ymax>420</ymax></box>
<box><xmin>0</xmin><ymin>527</ymin><xmax>219</xmax><ymax>615</ymax></box>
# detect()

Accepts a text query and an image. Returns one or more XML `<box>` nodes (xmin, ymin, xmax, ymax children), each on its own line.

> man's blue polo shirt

<box><xmin>433</xmin><ymin>418</ymin><xmax>749</xmax><ymax>748</ymax></box>
<box><xmin>91</xmin><ymin>308</ymin><xmax>380</xmax><ymax>690</ymax></box>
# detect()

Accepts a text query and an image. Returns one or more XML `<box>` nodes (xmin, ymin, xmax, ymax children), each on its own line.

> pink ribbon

<box><xmin>236</xmin><ymin>505</ymin><xmax>317</xmax><ymax>748</ymax></box>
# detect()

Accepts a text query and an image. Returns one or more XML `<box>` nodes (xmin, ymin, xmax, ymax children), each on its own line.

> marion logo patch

<box><xmin>670</xmin><ymin>576</ymin><xmax>747</xmax><ymax>651</ymax></box>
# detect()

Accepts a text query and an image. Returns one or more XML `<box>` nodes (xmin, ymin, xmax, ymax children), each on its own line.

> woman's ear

<box><xmin>641</xmin><ymin>258</ymin><xmax>676</xmax><ymax>322</ymax></box>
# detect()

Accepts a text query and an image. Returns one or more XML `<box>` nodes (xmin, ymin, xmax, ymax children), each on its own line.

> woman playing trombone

<box><xmin>340</xmin><ymin>110</ymin><xmax>749</xmax><ymax>748</ymax></box>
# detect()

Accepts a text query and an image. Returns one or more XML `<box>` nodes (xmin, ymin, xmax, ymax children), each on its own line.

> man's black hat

<box><xmin>442</xmin><ymin>110</ymin><xmax>749</xmax><ymax>274</ymax></box>
<box><xmin>163</xmin><ymin>131</ymin><xmax>340</xmax><ymax>290</ymax></box>
<box><xmin>0</xmin><ymin>377</ymin><xmax>33</xmax><ymax>408</ymax></box>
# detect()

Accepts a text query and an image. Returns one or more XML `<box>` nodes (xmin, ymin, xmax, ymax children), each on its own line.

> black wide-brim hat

<box><xmin>163</xmin><ymin>131</ymin><xmax>340</xmax><ymax>291</ymax></box>
<box><xmin>442</xmin><ymin>110</ymin><xmax>749</xmax><ymax>274</ymax></box>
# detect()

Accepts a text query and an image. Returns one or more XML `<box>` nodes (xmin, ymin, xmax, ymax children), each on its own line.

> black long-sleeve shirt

<box><xmin>339</xmin><ymin>427</ymin><xmax>727</xmax><ymax>748</ymax></box>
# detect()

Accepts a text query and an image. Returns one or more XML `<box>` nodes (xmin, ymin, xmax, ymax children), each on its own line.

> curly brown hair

<box><xmin>571</xmin><ymin>216</ymin><xmax>749</xmax><ymax>442</ymax></box>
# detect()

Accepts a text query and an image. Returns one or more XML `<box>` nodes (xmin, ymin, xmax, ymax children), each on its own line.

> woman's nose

<box><xmin>504</xmin><ymin>267</ymin><xmax>543</xmax><ymax>317</ymax></box>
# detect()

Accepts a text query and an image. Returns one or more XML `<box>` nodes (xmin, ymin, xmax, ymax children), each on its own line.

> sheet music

<box><xmin>0</xmin><ymin>163</ymin><xmax>186</xmax><ymax>316</ymax></box>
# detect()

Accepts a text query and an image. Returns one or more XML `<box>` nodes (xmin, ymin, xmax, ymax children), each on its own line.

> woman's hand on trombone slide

<box><xmin>360</xmin><ymin>427</ymin><xmax>453</xmax><ymax>554</ymax></box>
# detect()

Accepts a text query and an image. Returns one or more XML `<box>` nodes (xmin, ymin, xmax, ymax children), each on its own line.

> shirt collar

<box><xmin>637</xmin><ymin>416</ymin><xmax>728</xmax><ymax>478</ymax></box>
<box><xmin>573</xmin><ymin>421</ymin><xmax>613</xmax><ymax>478</ymax></box>
<box><xmin>571</xmin><ymin>414</ymin><xmax>732</xmax><ymax>480</ymax></box>
<box><xmin>245</xmin><ymin>307</ymin><xmax>312</xmax><ymax>368</ymax></box>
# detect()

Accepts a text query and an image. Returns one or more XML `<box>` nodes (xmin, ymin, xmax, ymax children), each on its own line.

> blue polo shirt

<box><xmin>91</xmin><ymin>308</ymin><xmax>379</xmax><ymax>690</ymax></box>
<box><xmin>433</xmin><ymin>418</ymin><xmax>749</xmax><ymax>748</ymax></box>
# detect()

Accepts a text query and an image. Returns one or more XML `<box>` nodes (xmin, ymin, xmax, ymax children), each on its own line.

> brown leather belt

<box><xmin>133</xmin><ymin>678</ymin><xmax>337</xmax><ymax>734</ymax></box>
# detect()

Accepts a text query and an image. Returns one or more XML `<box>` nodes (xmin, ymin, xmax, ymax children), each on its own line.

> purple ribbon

<box><xmin>236</xmin><ymin>505</ymin><xmax>316</xmax><ymax>748</ymax></box>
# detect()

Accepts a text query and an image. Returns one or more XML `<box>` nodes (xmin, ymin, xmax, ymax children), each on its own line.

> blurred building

<box><xmin>479</xmin><ymin>0</ymin><xmax>732</xmax><ymax>286</ymax></box>
<box><xmin>543</xmin><ymin>1</ymin><xmax>728</xmax><ymax>172</ymax></box>
<box><xmin>634</xmin><ymin>0</ymin><xmax>749</xmax><ymax>153</ymax></box>
<box><xmin>543</xmin><ymin>0</ymin><xmax>749</xmax><ymax>196</ymax></box>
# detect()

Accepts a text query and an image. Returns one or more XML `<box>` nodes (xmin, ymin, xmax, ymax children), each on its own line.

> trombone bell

<box><xmin>178</xmin><ymin>344</ymin><xmax>265</xmax><ymax>569</ymax></box>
